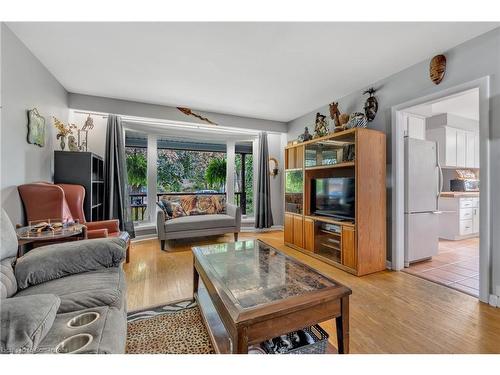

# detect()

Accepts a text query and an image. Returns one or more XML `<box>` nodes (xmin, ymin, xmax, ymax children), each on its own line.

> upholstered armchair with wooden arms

<box><xmin>18</xmin><ymin>182</ymin><xmax>130</xmax><ymax>262</ymax></box>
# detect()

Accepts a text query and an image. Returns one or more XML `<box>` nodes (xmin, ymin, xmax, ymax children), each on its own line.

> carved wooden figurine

<box><xmin>314</xmin><ymin>112</ymin><xmax>329</xmax><ymax>138</ymax></box>
<box><xmin>329</xmin><ymin>102</ymin><xmax>341</xmax><ymax>128</ymax></box>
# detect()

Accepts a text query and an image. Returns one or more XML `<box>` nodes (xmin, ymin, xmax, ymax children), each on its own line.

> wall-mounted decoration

<box><xmin>363</xmin><ymin>88</ymin><xmax>378</xmax><ymax>122</ymax></box>
<box><xmin>269</xmin><ymin>157</ymin><xmax>279</xmax><ymax>177</ymax></box>
<box><xmin>27</xmin><ymin>108</ymin><xmax>46</xmax><ymax>147</ymax></box>
<box><xmin>314</xmin><ymin>112</ymin><xmax>329</xmax><ymax>138</ymax></box>
<box><xmin>430</xmin><ymin>54</ymin><xmax>446</xmax><ymax>85</ymax></box>
<box><xmin>53</xmin><ymin>117</ymin><xmax>76</xmax><ymax>151</ymax></box>
<box><xmin>346</xmin><ymin>112</ymin><xmax>368</xmax><ymax>129</ymax></box>
<box><xmin>177</xmin><ymin>107</ymin><xmax>218</xmax><ymax>125</ymax></box>
<box><xmin>298</xmin><ymin>126</ymin><xmax>313</xmax><ymax>142</ymax></box>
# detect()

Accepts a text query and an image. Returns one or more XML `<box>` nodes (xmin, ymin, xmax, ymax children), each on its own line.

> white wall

<box><xmin>267</xmin><ymin>132</ymin><xmax>285</xmax><ymax>226</ymax></box>
<box><xmin>67</xmin><ymin>111</ymin><xmax>107</xmax><ymax>158</ymax></box>
<box><xmin>1</xmin><ymin>23</ymin><xmax>68</xmax><ymax>225</ymax></box>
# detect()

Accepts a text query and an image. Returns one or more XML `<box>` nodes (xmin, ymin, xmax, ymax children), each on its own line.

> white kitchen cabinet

<box><xmin>426</xmin><ymin>126</ymin><xmax>456</xmax><ymax>167</ymax></box>
<box><xmin>456</xmin><ymin>131</ymin><xmax>466</xmax><ymax>167</ymax></box>
<box><xmin>459</xmin><ymin>207</ymin><xmax>473</xmax><ymax>220</ymax></box>
<box><xmin>439</xmin><ymin>196</ymin><xmax>479</xmax><ymax>240</ymax></box>
<box><xmin>459</xmin><ymin>219</ymin><xmax>473</xmax><ymax>236</ymax></box>
<box><xmin>405</xmin><ymin>115</ymin><xmax>426</xmax><ymax>140</ymax></box>
<box><xmin>427</xmin><ymin>126</ymin><xmax>479</xmax><ymax>169</ymax></box>
<box><xmin>465</xmin><ymin>131</ymin><xmax>475</xmax><ymax>168</ymax></box>
<box><xmin>474</xmin><ymin>133</ymin><xmax>480</xmax><ymax>168</ymax></box>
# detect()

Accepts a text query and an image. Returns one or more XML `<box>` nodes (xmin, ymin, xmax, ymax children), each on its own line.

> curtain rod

<box><xmin>73</xmin><ymin>110</ymin><xmax>108</xmax><ymax>118</ymax></box>
<box><xmin>71</xmin><ymin>110</ymin><xmax>284</xmax><ymax>135</ymax></box>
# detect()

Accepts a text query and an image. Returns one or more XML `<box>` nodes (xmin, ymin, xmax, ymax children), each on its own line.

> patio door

<box><xmin>234</xmin><ymin>141</ymin><xmax>254</xmax><ymax>218</ymax></box>
<box><xmin>124</xmin><ymin>130</ymin><xmax>150</xmax><ymax>224</ymax></box>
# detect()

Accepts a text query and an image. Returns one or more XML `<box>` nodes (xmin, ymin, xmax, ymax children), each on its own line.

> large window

<box><xmin>157</xmin><ymin>146</ymin><xmax>226</xmax><ymax>193</ymax></box>
<box><xmin>125</xmin><ymin>131</ymin><xmax>148</xmax><ymax>223</ymax></box>
<box><xmin>124</xmin><ymin>132</ymin><xmax>258</xmax><ymax>225</ymax></box>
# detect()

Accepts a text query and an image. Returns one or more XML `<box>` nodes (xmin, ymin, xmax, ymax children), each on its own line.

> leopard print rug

<box><xmin>126</xmin><ymin>300</ymin><xmax>214</xmax><ymax>354</ymax></box>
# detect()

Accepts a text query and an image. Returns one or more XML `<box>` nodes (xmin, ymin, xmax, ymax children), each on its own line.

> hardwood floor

<box><xmin>124</xmin><ymin>231</ymin><xmax>500</xmax><ymax>353</ymax></box>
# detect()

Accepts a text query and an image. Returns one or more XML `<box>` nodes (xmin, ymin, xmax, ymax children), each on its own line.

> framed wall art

<box><xmin>27</xmin><ymin>108</ymin><xmax>46</xmax><ymax>147</ymax></box>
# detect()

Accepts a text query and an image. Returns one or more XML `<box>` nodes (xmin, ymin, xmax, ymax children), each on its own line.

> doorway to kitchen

<box><xmin>401</xmin><ymin>89</ymin><xmax>480</xmax><ymax>297</ymax></box>
<box><xmin>391</xmin><ymin>78</ymin><xmax>491</xmax><ymax>303</ymax></box>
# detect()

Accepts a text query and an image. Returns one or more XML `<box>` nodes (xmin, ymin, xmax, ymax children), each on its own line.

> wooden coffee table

<box><xmin>192</xmin><ymin>239</ymin><xmax>352</xmax><ymax>354</ymax></box>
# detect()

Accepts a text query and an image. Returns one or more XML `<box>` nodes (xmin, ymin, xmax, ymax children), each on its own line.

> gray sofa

<box><xmin>156</xmin><ymin>203</ymin><xmax>241</xmax><ymax>250</ymax></box>
<box><xmin>0</xmin><ymin>209</ymin><xmax>128</xmax><ymax>354</ymax></box>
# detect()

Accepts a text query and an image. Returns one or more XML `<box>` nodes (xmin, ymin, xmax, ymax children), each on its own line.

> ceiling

<box><xmin>8</xmin><ymin>22</ymin><xmax>499</xmax><ymax>122</ymax></box>
<box><xmin>405</xmin><ymin>88</ymin><xmax>479</xmax><ymax>121</ymax></box>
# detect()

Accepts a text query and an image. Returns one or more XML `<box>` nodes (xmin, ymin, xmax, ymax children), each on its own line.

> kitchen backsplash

<box><xmin>442</xmin><ymin>168</ymin><xmax>479</xmax><ymax>192</ymax></box>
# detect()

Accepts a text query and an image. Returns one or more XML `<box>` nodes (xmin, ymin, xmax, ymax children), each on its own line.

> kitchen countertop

<box><xmin>440</xmin><ymin>192</ymin><xmax>480</xmax><ymax>198</ymax></box>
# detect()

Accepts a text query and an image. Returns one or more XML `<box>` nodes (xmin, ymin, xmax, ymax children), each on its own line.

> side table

<box><xmin>16</xmin><ymin>223</ymin><xmax>88</xmax><ymax>257</ymax></box>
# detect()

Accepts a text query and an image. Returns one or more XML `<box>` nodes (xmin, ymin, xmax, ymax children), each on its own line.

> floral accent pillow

<box><xmin>158</xmin><ymin>194</ymin><xmax>226</xmax><ymax>217</ymax></box>
<box><xmin>196</xmin><ymin>195</ymin><xmax>226</xmax><ymax>214</ymax></box>
<box><xmin>179</xmin><ymin>195</ymin><xmax>199</xmax><ymax>215</ymax></box>
<box><xmin>169</xmin><ymin>202</ymin><xmax>187</xmax><ymax>218</ymax></box>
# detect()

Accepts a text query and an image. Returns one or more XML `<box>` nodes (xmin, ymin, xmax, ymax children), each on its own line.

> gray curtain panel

<box><xmin>255</xmin><ymin>132</ymin><xmax>274</xmax><ymax>229</ymax></box>
<box><xmin>104</xmin><ymin>115</ymin><xmax>135</xmax><ymax>237</ymax></box>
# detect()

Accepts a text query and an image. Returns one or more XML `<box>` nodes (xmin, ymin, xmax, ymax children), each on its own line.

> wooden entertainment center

<box><xmin>284</xmin><ymin>128</ymin><xmax>386</xmax><ymax>276</ymax></box>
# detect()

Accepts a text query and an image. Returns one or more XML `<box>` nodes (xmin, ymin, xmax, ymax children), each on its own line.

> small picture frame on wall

<box><xmin>27</xmin><ymin>108</ymin><xmax>46</xmax><ymax>147</ymax></box>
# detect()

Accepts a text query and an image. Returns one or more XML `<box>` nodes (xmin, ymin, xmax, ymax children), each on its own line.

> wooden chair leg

<box><xmin>160</xmin><ymin>239</ymin><xmax>166</xmax><ymax>251</ymax></box>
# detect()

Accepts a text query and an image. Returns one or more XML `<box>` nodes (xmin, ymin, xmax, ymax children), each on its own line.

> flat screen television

<box><xmin>311</xmin><ymin>177</ymin><xmax>355</xmax><ymax>220</ymax></box>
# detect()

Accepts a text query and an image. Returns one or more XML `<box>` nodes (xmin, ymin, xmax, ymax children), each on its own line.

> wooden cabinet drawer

<box><xmin>460</xmin><ymin>208</ymin><xmax>473</xmax><ymax>220</ymax></box>
<box><xmin>460</xmin><ymin>219</ymin><xmax>473</xmax><ymax>235</ymax></box>
<box><xmin>460</xmin><ymin>198</ymin><xmax>474</xmax><ymax>208</ymax></box>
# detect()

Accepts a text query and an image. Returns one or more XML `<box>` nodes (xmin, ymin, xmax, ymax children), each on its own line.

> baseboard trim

<box><xmin>241</xmin><ymin>225</ymin><xmax>283</xmax><ymax>232</ymax></box>
<box><xmin>489</xmin><ymin>294</ymin><xmax>499</xmax><ymax>308</ymax></box>
<box><xmin>132</xmin><ymin>234</ymin><xmax>158</xmax><ymax>242</ymax></box>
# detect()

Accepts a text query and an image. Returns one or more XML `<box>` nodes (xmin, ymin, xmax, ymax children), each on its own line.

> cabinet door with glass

<box><xmin>285</xmin><ymin>169</ymin><xmax>303</xmax><ymax>214</ymax></box>
<box><xmin>305</xmin><ymin>140</ymin><xmax>352</xmax><ymax>167</ymax></box>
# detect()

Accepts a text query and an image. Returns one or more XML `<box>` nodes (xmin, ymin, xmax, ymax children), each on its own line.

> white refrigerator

<box><xmin>404</xmin><ymin>137</ymin><xmax>443</xmax><ymax>265</ymax></box>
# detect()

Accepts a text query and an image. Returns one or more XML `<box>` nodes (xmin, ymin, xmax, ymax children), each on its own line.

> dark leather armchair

<box><xmin>18</xmin><ymin>182</ymin><xmax>130</xmax><ymax>262</ymax></box>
